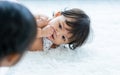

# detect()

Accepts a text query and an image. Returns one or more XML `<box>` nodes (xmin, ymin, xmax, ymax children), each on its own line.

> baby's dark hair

<box><xmin>0</xmin><ymin>1</ymin><xmax>37</xmax><ymax>60</ymax></box>
<box><xmin>61</xmin><ymin>8</ymin><xmax>90</xmax><ymax>50</ymax></box>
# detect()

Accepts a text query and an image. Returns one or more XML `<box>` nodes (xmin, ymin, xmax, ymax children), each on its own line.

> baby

<box><xmin>0</xmin><ymin>1</ymin><xmax>36</xmax><ymax>66</ymax></box>
<box><xmin>30</xmin><ymin>8</ymin><xmax>90</xmax><ymax>51</ymax></box>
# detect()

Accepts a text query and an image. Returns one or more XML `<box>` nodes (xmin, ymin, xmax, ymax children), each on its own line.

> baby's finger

<box><xmin>49</xmin><ymin>26</ymin><xmax>54</xmax><ymax>33</ymax></box>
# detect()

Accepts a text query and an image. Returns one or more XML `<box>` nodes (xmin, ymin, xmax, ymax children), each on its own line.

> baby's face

<box><xmin>47</xmin><ymin>15</ymin><xmax>73</xmax><ymax>45</ymax></box>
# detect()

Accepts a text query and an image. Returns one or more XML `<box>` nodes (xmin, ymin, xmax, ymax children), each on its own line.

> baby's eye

<box><xmin>62</xmin><ymin>36</ymin><xmax>66</xmax><ymax>41</ymax></box>
<box><xmin>59</xmin><ymin>24</ymin><xmax>62</xmax><ymax>29</ymax></box>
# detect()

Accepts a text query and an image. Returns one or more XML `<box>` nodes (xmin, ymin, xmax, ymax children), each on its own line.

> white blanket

<box><xmin>1</xmin><ymin>0</ymin><xmax>120</xmax><ymax>75</ymax></box>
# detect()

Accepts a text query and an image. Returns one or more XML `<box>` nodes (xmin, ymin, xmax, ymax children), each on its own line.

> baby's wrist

<box><xmin>36</xmin><ymin>28</ymin><xmax>43</xmax><ymax>38</ymax></box>
<box><xmin>40</xmin><ymin>29</ymin><xmax>44</xmax><ymax>37</ymax></box>
<box><xmin>41</xmin><ymin>29</ymin><xmax>47</xmax><ymax>37</ymax></box>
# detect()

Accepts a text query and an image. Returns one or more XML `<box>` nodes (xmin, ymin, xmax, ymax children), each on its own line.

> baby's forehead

<box><xmin>58</xmin><ymin>16</ymin><xmax>73</xmax><ymax>31</ymax></box>
<box><xmin>63</xmin><ymin>21</ymin><xmax>74</xmax><ymax>43</ymax></box>
<box><xmin>63</xmin><ymin>15</ymin><xmax>76</xmax><ymax>21</ymax></box>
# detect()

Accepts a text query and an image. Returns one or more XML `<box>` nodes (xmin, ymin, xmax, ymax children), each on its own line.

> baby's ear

<box><xmin>53</xmin><ymin>11</ymin><xmax>61</xmax><ymax>18</ymax></box>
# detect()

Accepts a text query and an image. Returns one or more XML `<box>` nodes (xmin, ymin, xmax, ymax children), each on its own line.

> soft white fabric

<box><xmin>2</xmin><ymin>1</ymin><xmax>120</xmax><ymax>75</ymax></box>
<box><xmin>43</xmin><ymin>38</ymin><xmax>53</xmax><ymax>51</ymax></box>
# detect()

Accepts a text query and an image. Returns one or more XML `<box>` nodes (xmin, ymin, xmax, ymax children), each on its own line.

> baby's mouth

<box><xmin>51</xmin><ymin>27</ymin><xmax>55</xmax><ymax>40</ymax></box>
<box><xmin>47</xmin><ymin>26</ymin><xmax>55</xmax><ymax>40</ymax></box>
<box><xmin>51</xmin><ymin>34</ymin><xmax>54</xmax><ymax>40</ymax></box>
<box><xmin>48</xmin><ymin>32</ymin><xmax>54</xmax><ymax>40</ymax></box>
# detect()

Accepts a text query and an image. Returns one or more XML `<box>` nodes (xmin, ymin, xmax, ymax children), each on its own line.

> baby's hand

<box><xmin>35</xmin><ymin>14</ymin><xmax>50</xmax><ymax>28</ymax></box>
<box><xmin>41</xmin><ymin>25</ymin><xmax>54</xmax><ymax>37</ymax></box>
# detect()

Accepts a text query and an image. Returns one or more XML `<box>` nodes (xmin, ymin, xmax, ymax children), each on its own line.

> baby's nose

<box><xmin>55</xmin><ymin>29</ymin><xmax>60</xmax><ymax>37</ymax></box>
<box><xmin>56</xmin><ymin>31</ymin><xmax>60</xmax><ymax>36</ymax></box>
<box><xmin>55</xmin><ymin>28</ymin><xmax>62</xmax><ymax>37</ymax></box>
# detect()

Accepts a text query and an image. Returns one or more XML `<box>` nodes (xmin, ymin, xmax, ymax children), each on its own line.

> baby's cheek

<box><xmin>57</xmin><ymin>40</ymin><xmax>63</xmax><ymax>45</ymax></box>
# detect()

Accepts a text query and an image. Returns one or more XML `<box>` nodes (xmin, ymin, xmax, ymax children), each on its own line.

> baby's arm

<box><xmin>29</xmin><ymin>14</ymin><xmax>53</xmax><ymax>51</ymax></box>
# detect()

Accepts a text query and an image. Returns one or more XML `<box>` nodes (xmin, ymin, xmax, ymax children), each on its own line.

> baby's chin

<box><xmin>47</xmin><ymin>33</ymin><xmax>54</xmax><ymax>40</ymax></box>
<box><xmin>47</xmin><ymin>36</ymin><xmax>54</xmax><ymax>42</ymax></box>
